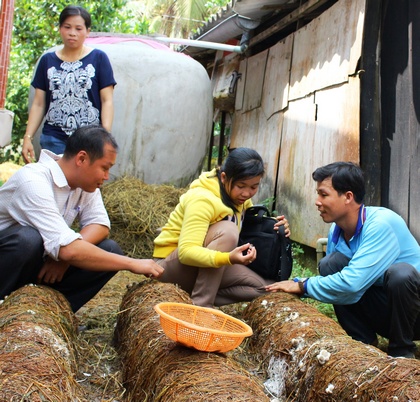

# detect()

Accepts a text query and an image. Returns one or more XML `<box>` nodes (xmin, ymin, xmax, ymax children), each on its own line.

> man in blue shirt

<box><xmin>266</xmin><ymin>162</ymin><xmax>420</xmax><ymax>358</ymax></box>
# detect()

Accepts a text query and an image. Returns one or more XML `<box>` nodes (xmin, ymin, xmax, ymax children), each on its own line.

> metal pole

<box><xmin>316</xmin><ymin>238</ymin><xmax>328</xmax><ymax>266</ymax></box>
<box><xmin>153</xmin><ymin>36</ymin><xmax>247</xmax><ymax>53</ymax></box>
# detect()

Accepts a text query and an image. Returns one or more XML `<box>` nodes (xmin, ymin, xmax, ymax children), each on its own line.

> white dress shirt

<box><xmin>0</xmin><ymin>150</ymin><xmax>110</xmax><ymax>260</ymax></box>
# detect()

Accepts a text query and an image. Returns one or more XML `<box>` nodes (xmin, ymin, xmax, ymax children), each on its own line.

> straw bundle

<box><xmin>101</xmin><ymin>176</ymin><xmax>186</xmax><ymax>258</ymax></box>
<box><xmin>243</xmin><ymin>292</ymin><xmax>420</xmax><ymax>401</ymax></box>
<box><xmin>0</xmin><ymin>284</ymin><xmax>85</xmax><ymax>401</ymax></box>
<box><xmin>114</xmin><ymin>280</ymin><xmax>269</xmax><ymax>401</ymax></box>
<box><xmin>0</xmin><ymin>161</ymin><xmax>22</xmax><ymax>182</ymax></box>
<box><xmin>149</xmin><ymin>348</ymin><xmax>268</xmax><ymax>402</ymax></box>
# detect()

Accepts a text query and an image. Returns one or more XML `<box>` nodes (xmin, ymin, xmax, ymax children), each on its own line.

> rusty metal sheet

<box><xmin>289</xmin><ymin>0</ymin><xmax>365</xmax><ymax>101</ymax></box>
<box><xmin>230</xmin><ymin>108</ymin><xmax>284</xmax><ymax>204</ymax></box>
<box><xmin>241</xmin><ymin>50</ymin><xmax>269</xmax><ymax>112</ymax></box>
<box><xmin>261</xmin><ymin>36</ymin><xmax>293</xmax><ymax>118</ymax></box>
<box><xmin>276</xmin><ymin>78</ymin><xmax>360</xmax><ymax>248</ymax></box>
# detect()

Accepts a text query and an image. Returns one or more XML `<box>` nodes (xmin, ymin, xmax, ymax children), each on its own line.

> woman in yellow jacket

<box><xmin>153</xmin><ymin>148</ymin><xmax>290</xmax><ymax>307</ymax></box>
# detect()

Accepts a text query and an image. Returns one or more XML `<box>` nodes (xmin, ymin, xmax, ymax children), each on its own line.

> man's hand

<box><xmin>265</xmin><ymin>280</ymin><xmax>302</xmax><ymax>295</ymax></box>
<box><xmin>130</xmin><ymin>259</ymin><xmax>165</xmax><ymax>279</ymax></box>
<box><xmin>38</xmin><ymin>258</ymin><xmax>70</xmax><ymax>284</ymax></box>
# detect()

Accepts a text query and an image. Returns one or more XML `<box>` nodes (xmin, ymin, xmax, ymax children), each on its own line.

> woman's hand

<box><xmin>274</xmin><ymin>214</ymin><xmax>291</xmax><ymax>237</ymax></box>
<box><xmin>229</xmin><ymin>243</ymin><xmax>257</xmax><ymax>266</ymax></box>
<box><xmin>22</xmin><ymin>137</ymin><xmax>36</xmax><ymax>164</ymax></box>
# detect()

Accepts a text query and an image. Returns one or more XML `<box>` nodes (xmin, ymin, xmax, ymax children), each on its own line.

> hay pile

<box><xmin>0</xmin><ymin>161</ymin><xmax>22</xmax><ymax>182</ymax></box>
<box><xmin>101</xmin><ymin>176</ymin><xmax>186</xmax><ymax>258</ymax></box>
<box><xmin>114</xmin><ymin>280</ymin><xmax>269</xmax><ymax>401</ymax></box>
<box><xmin>0</xmin><ymin>284</ymin><xmax>85</xmax><ymax>401</ymax></box>
<box><xmin>243</xmin><ymin>292</ymin><xmax>420</xmax><ymax>401</ymax></box>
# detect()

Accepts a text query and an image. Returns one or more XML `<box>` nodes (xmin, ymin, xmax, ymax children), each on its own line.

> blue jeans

<box><xmin>40</xmin><ymin>133</ymin><xmax>67</xmax><ymax>155</ymax></box>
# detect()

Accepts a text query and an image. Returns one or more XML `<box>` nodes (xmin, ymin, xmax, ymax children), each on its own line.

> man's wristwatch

<box><xmin>293</xmin><ymin>277</ymin><xmax>308</xmax><ymax>295</ymax></box>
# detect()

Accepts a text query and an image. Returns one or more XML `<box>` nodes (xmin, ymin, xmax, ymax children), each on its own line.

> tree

<box><xmin>142</xmin><ymin>0</ymin><xmax>230</xmax><ymax>38</ymax></box>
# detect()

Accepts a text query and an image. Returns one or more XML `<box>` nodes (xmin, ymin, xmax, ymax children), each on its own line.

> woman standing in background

<box><xmin>22</xmin><ymin>5</ymin><xmax>116</xmax><ymax>162</ymax></box>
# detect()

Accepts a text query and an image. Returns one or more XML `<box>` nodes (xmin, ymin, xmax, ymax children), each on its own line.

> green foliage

<box><xmin>145</xmin><ymin>0</ymin><xmax>230</xmax><ymax>38</ymax></box>
<box><xmin>260</xmin><ymin>196</ymin><xmax>278</xmax><ymax>216</ymax></box>
<box><xmin>204</xmin><ymin>0</ymin><xmax>230</xmax><ymax>8</ymax></box>
<box><xmin>2</xmin><ymin>0</ymin><xmax>150</xmax><ymax>163</ymax></box>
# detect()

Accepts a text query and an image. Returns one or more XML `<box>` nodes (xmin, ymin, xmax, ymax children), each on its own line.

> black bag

<box><xmin>238</xmin><ymin>205</ymin><xmax>293</xmax><ymax>281</ymax></box>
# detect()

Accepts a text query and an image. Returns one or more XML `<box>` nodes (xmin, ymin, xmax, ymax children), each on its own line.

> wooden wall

<box><xmin>227</xmin><ymin>0</ymin><xmax>365</xmax><ymax>248</ymax></box>
<box><xmin>380</xmin><ymin>0</ymin><xmax>420</xmax><ymax>241</ymax></box>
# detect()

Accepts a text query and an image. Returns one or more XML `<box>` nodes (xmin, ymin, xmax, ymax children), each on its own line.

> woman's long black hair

<box><xmin>59</xmin><ymin>5</ymin><xmax>92</xmax><ymax>29</ymax></box>
<box><xmin>216</xmin><ymin>147</ymin><xmax>265</xmax><ymax>212</ymax></box>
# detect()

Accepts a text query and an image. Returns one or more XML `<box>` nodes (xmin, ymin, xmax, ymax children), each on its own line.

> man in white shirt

<box><xmin>0</xmin><ymin>125</ymin><xmax>163</xmax><ymax>311</ymax></box>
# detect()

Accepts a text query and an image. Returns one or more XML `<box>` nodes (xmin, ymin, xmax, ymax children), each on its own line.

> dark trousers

<box><xmin>319</xmin><ymin>252</ymin><xmax>420</xmax><ymax>356</ymax></box>
<box><xmin>0</xmin><ymin>225</ymin><xmax>119</xmax><ymax>312</ymax></box>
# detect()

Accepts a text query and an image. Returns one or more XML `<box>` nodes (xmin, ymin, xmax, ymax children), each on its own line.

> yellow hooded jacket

<box><xmin>153</xmin><ymin>169</ymin><xmax>252</xmax><ymax>268</ymax></box>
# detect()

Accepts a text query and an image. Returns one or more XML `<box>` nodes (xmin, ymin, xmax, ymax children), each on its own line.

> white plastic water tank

<box><xmin>30</xmin><ymin>35</ymin><xmax>213</xmax><ymax>187</ymax></box>
<box><xmin>0</xmin><ymin>109</ymin><xmax>14</xmax><ymax>147</ymax></box>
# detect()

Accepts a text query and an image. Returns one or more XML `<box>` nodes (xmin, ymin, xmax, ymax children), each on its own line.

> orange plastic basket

<box><xmin>154</xmin><ymin>302</ymin><xmax>253</xmax><ymax>353</ymax></box>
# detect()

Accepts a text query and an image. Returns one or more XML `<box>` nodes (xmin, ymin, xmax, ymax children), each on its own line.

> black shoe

<box><xmin>388</xmin><ymin>350</ymin><xmax>415</xmax><ymax>359</ymax></box>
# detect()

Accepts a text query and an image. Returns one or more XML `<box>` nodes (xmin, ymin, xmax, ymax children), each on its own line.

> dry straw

<box><xmin>243</xmin><ymin>292</ymin><xmax>420</xmax><ymax>401</ymax></box>
<box><xmin>101</xmin><ymin>176</ymin><xmax>186</xmax><ymax>258</ymax></box>
<box><xmin>0</xmin><ymin>284</ymin><xmax>85</xmax><ymax>401</ymax></box>
<box><xmin>114</xmin><ymin>280</ymin><xmax>269</xmax><ymax>401</ymax></box>
<box><xmin>0</xmin><ymin>161</ymin><xmax>22</xmax><ymax>182</ymax></box>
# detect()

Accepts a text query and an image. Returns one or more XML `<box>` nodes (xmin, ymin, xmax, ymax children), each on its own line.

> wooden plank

<box><xmin>359</xmin><ymin>0</ymin><xmax>382</xmax><ymax>207</ymax></box>
<box><xmin>387</xmin><ymin>71</ymin><xmax>411</xmax><ymax>222</ymax></box>
<box><xmin>235</xmin><ymin>59</ymin><xmax>247</xmax><ymax>111</ymax></box>
<box><xmin>409</xmin><ymin>136</ymin><xmax>420</xmax><ymax>239</ymax></box>
<box><xmin>212</xmin><ymin>52</ymin><xmax>241</xmax><ymax>111</ymax></box>
<box><xmin>242</xmin><ymin>50</ymin><xmax>268</xmax><ymax>112</ymax></box>
<box><xmin>408</xmin><ymin>18</ymin><xmax>420</xmax><ymax>241</ymax></box>
<box><xmin>277</xmin><ymin>79</ymin><xmax>359</xmax><ymax>248</ymax></box>
<box><xmin>261</xmin><ymin>36</ymin><xmax>293</xmax><ymax>118</ymax></box>
<box><xmin>379</xmin><ymin>0</ymin><xmax>420</xmax><ymax>244</ymax></box>
<box><xmin>289</xmin><ymin>0</ymin><xmax>365</xmax><ymax>100</ymax></box>
<box><xmin>230</xmin><ymin>108</ymin><xmax>284</xmax><ymax>204</ymax></box>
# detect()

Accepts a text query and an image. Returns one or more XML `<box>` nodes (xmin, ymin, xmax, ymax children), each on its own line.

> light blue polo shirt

<box><xmin>307</xmin><ymin>205</ymin><xmax>420</xmax><ymax>304</ymax></box>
